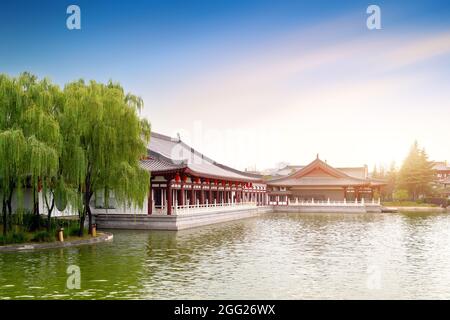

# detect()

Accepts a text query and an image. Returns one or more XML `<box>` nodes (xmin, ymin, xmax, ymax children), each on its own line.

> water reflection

<box><xmin>1</xmin><ymin>212</ymin><xmax>450</xmax><ymax>299</ymax></box>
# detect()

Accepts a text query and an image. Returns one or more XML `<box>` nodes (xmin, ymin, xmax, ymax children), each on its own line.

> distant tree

<box><xmin>379</xmin><ymin>165</ymin><xmax>386</xmax><ymax>179</ymax></box>
<box><xmin>398</xmin><ymin>141</ymin><xmax>435</xmax><ymax>200</ymax></box>
<box><xmin>372</xmin><ymin>165</ymin><xmax>379</xmax><ymax>179</ymax></box>
<box><xmin>383</xmin><ymin>162</ymin><xmax>397</xmax><ymax>201</ymax></box>
<box><xmin>393</xmin><ymin>189</ymin><xmax>409</xmax><ymax>202</ymax></box>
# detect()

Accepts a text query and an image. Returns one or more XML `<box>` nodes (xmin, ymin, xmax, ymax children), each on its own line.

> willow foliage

<box><xmin>62</xmin><ymin>80</ymin><xmax>150</xmax><ymax>233</ymax></box>
<box><xmin>0</xmin><ymin>73</ymin><xmax>63</xmax><ymax>234</ymax></box>
<box><xmin>1</xmin><ymin>73</ymin><xmax>150</xmax><ymax>235</ymax></box>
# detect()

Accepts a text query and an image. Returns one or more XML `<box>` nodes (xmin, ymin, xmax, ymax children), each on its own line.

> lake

<box><xmin>1</xmin><ymin>211</ymin><xmax>450</xmax><ymax>299</ymax></box>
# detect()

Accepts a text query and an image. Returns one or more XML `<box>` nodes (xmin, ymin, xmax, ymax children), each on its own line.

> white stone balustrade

<box><xmin>268</xmin><ymin>198</ymin><xmax>381</xmax><ymax>207</ymax></box>
<box><xmin>165</xmin><ymin>200</ymin><xmax>258</xmax><ymax>216</ymax></box>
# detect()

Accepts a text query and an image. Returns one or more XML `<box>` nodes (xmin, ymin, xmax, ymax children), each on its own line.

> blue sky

<box><xmin>1</xmin><ymin>0</ymin><xmax>450</xmax><ymax>170</ymax></box>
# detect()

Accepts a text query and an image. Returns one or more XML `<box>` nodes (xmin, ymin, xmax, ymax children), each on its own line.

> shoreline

<box><xmin>383</xmin><ymin>206</ymin><xmax>449</xmax><ymax>213</ymax></box>
<box><xmin>0</xmin><ymin>232</ymin><xmax>113</xmax><ymax>253</ymax></box>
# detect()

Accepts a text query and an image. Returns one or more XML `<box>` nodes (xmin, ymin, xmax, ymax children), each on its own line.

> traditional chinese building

<box><xmin>266</xmin><ymin>156</ymin><xmax>386</xmax><ymax>204</ymax></box>
<box><xmin>92</xmin><ymin>137</ymin><xmax>389</xmax><ymax>229</ymax></box>
<box><xmin>432</xmin><ymin>161</ymin><xmax>450</xmax><ymax>198</ymax></box>
<box><xmin>141</xmin><ymin>132</ymin><xmax>267</xmax><ymax>215</ymax></box>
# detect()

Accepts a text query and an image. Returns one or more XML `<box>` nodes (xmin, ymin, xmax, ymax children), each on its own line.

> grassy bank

<box><xmin>0</xmin><ymin>213</ymin><xmax>87</xmax><ymax>245</ymax></box>
<box><xmin>0</xmin><ymin>224</ymin><xmax>93</xmax><ymax>245</ymax></box>
<box><xmin>382</xmin><ymin>201</ymin><xmax>438</xmax><ymax>207</ymax></box>
<box><xmin>0</xmin><ymin>226</ymin><xmax>93</xmax><ymax>246</ymax></box>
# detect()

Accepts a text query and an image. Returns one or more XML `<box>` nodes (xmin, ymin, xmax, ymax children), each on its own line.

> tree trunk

<box><xmin>31</xmin><ymin>186</ymin><xmax>40</xmax><ymax>231</ymax></box>
<box><xmin>78</xmin><ymin>207</ymin><xmax>86</xmax><ymax>237</ymax></box>
<box><xmin>84</xmin><ymin>190</ymin><xmax>93</xmax><ymax>235</ymax></box>
<box><xmin>45</xmin><ymin>193</ymin><xmax>55</xmax><ymax>232</ymax></box>
<box><xmin>83</xmin><ymin>172</ymin><xmax>93</xmax><ymax>235</ymax></box>
<box><xmin>87</xmin><ymin>204</ymin><xmax>93</xmax><ymax>235</ymax></box>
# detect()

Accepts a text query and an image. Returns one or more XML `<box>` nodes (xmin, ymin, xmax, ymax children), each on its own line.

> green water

<box><xmin>1</xmin><ymin>212</ymin><xmax>450</xmax><ymax>299</ymax></box>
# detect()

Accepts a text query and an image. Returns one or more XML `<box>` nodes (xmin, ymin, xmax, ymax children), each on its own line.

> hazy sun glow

<box><xmin>147</xmin><ymin>24</ymin><xmax>450</xmax><ymax>171</ymax></box>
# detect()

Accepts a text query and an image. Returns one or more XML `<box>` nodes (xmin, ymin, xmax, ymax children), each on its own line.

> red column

<box><xmin>200</xmin><ymin>187</ymin><xmax>205</xmax><ymax>205</ymax></box>
<box><xmin>208</xmin><ymin>186</ymin><xmax>212</xmax><ymax>204</ymax></box>
<box><xmin>167</xmin><ymin>182</ymin><xmax>172</xmax><ymax>215</ymax></box>
<box><xmin>190</xmin><ymin>186</ymin><xmax>195</xmax><ymax>206</ymax></box>
<box><xmin>179</xmin><ymin>185</ymin><xmax>184</xmax><ymax>206</ymax></box>
<box><xmin>147</xmin><ymin>189</ymin><xmax>153</xmax><ymax>215</ymax></box>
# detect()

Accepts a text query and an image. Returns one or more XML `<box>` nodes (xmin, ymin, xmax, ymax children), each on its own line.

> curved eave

<box><xmin>183</xmin><ymin>168</ymin><xmax>263</xmax><ymax>183</ymax></box>
<box><xmin>144</xmin><ymin>163</ymin><xmax>263</xmax><ymax>183</ymax></box>
<box><xmin>268</xmin><ymin>180</ymin><xmax>386</xmax><ymax>187</ymax></box>
<box><xmin>149</xmin><ymin>167</ymin><xmax>188</xmax><ymax>176</ymax></box>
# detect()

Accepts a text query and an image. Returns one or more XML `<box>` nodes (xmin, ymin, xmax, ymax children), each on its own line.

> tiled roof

<box><xmin>267</xmin><ymin>158</ymin><xmax>385</xmax><ymax>187</ymax></box>
<box><xmin>142</xmin><ymin>132</ymin><xmax>261</xmax><ymax>182</ymax></box>
<box><xmin>433</xmin><ymin>162</ymin><xmax>450</xmax><ymax>171</ymax></box>
<box><xmin>337</xmin><ymin>167</ymin><xmax>367</xmax><ymax>179</ymax></box>
<box><xmin>140</xmin><ymin>157</ymin><xmax>185</xmax><ymax>172</ymax></box>
<box><xmin>269</xmin><ymin>177</ymin><xmax>369</xmax><ymax>187</ymax></box>
<box><xmin>271</xmin><ymin>164</ymin><xmax>367</xmax><ymax>180</ymax></box>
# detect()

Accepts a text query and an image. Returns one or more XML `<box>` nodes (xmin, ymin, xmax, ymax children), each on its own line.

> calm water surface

<box><xmin>1</xmin><ymin>212</ymin><xmax>450</xmax><ymax>299</ymax></box>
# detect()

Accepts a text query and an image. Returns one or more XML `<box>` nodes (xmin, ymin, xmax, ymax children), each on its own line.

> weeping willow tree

<box><xmin>0</xmin><ymin>73</ymin><xmax>61</xmax><ymax>235</ymax></box>
<box><xmin>62</xmin><ymin>80</ymin><xmax>150</xmax><ymax>235</ymax></box>
<box><xmin>0</xmin><ymin>130</ymin><xmax>27</xmax><ymax>235</ymax></box>
<box><xmin>1</xmin><ymin>73</ymin><xmax>150</xmax><ymax>236</ymax></box>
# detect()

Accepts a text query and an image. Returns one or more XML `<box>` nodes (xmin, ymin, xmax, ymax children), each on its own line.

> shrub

<box><xmin>31</xmin><ymin>230</ymin><xmax>54</xmax><ymax>243</ymax></box>
<box><xmin>63</xmin><ymin>224</ymin><xmax>81</xmax><ymax>238</ymax></box>
<box><xmin>11</xmin><ymin>232</ymin><xmax>27</xmax><ymax>243</ymax></box>
<box><xmin>393</xmin><ymin>189</ymin><xmax>409</xmax><ymax>201</ymax></box>
<box><xmin>11</xmin><ymin>211</ymin><xmax>37</xmax><ymax>230</ymax></box>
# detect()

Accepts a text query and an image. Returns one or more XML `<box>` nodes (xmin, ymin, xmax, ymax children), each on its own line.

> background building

<box><xmin>266</xmin><ymin>156</ymin><xmax>386</xmax><ymax>204</ymax></box>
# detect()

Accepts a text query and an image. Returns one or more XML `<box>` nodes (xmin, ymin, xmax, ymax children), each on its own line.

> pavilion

<box><xmin>266</xmin><ymin>155</ymin><xmax>386</xmax><ymax>204</ymax></box>
<box><xmin>141</xmin><ymin>132</ymin><xmax>267</xmax><ymax>215</ymax></box>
